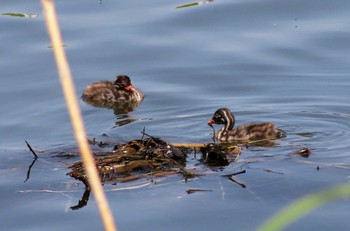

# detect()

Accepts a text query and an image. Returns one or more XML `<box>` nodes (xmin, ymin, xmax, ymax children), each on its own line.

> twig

<box><xmin>41</xmin><ymin>1</ymin><xmax>117</xmax><ymax>231</ymax></box>
<box><xmin>222</xmin><ymin>170</ymin><xmax>246</xmax><ymax>177</ymax></box>
<box><xmin>142</xmin><ymin>130</ymin><xmax>209</xmax><ymax>149</ymax></box>
<box><xmin>264</xmin><ymin>168</ymin><xmax>284</xmax><ymax>175</ymax></box>
<box><xmin>228</xmin><ymin>176</ymin><xmax>246</xmax><ymax>188</ymax></box>
<box><xmin>171</xmin><ymin>143</ymin><xmax>208</xmax><ymax>149</ymax></box>
<box><xmin>141</xmin><ymin>127</ymin><xmax>146</xmax><ymax>140</ymax></box>
<box><xmin>24</xmin><ymin>141</ymin><xmax>39</xmax><ymax>182</ymax></box>
<box><xmin>25</xmin><ymin>140</ymin><xmax>38</xmax><ymax>159</ymax></box>
<box><xmin>140</xmin><ymin>130</ymin><xmax>157</xmax><ymax>140</ymax></box>
<box><xmin>186</xmin><ymin>189</ymin><xmax>213</xmax><ymax>194</ymax></box>
<box><xmin>222</xmin><ymin>170</ymin><xmax>247</xmax><ymax>188</ymax></box>
<box><xmin>141</xmin><ymin>128</ymin><xmax>211</xmax><ymax>149</ymax></box>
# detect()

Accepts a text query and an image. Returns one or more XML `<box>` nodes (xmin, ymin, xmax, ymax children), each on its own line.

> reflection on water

<box><xmin>1</xmin><ymin>0</ymin><xmax>350</xmax><ymax>230</ymax></box>
<box><xmin>84</xmin><ymin>99</ymin><xmax>143</xmax><ymax>115</ymax></box>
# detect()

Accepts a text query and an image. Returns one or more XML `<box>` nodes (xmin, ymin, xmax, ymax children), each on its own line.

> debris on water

<box><xmin>186</xmin><ymin>188</ymin><xmax>213</xmax><ymax>194</ymax></box>
<box><xmin>2</xmin><ymin>12</ymin><xmax>39</xmax><ymax>18</ymax></box>
<box><xmin>176</xmin><ymin>0</ymin><xmax>214</xmax><ymax>9</ymax></box>
<box><xmin>264</xmin><ymin>168</ymin><xmax>284</xmax><ymax>174</ymax></box>
<box><xmin>68</xmin><ymin>136</ymin><xmax>191</xmax><ymax>188</ymax></box>
<box><xmin>19</xmin><ymin>129</ymin><xmax>288</xmax><ymax>211</ymax></box>
<box><xmin>228</xmin><ymin>177</ymin><xmax>246</xmax><ymax>188</ymax></box>
<box><xmin>295</xmin><ymin>148</ymin><xmax>312</xmax><ymax>158</ymax></box>
<box><xmin>200</xmin><ymin>143</ymin><xmax>241</xmax><ymax>166</ymax></box>
<box><xmin>68</xmin><ymin>132</ymin><xmax>242</xmax><ymax>189</ymax></box>
<box><xmin>24</xmin><ymin>141</ymin><xmax>38</xmax><ymax>182</ymax></box>
<box><xmin>222</xmin><ymin>170</ymin><xmax>246</xmax><ymax>188</ymax></box>
<box><xmin>88</xmin><ymin>137</ymin><xmax>109</xmax><ymax>147</ymax></box>
<box><xmin>222</xmin><ymin>170</ymin><xmax>246</xmax><ymax>177</ymax></box>
<box><xmin>25</xmin><ymin>140</ymin><xmax>38</xmax><ymax>159</ymax></box>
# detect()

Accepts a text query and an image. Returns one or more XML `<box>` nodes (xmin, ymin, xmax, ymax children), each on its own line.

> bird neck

<box><xmin>224</xmin><ymin>120</ymin><xmax>234</xmax><ymax>131</ymax></box>
<box><xmin>216</xmin><ymin>119</ymin><xmax>234</xmax><ymax>142</ymax></box>
<box><xmin>223</xmin><ymin>111</ymin><xmax>235</xmax><ymax>131</ymax></box>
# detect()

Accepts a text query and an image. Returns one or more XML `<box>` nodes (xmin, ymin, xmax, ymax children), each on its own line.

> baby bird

<box><xmin>82</xmin><ymin>75</ymin><xmax>144</xmax><ymax>108</ymax></box>
<box><xmin>208</xmin><ymin>108</ymin><xmax>286</xmax><ymax>143</ymax></box>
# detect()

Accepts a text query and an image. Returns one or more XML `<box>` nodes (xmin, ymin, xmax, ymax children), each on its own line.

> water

<box><xmin>1</xmin><ymin>0</ymin><xmax>350</xmax><ymax>230</ymax></box>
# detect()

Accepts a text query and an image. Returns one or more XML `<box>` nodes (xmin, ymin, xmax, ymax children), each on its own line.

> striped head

<box><xmin>208</xmin><ymin>108</ymin><xmax>235</xmax><ymax>130</ymax></box>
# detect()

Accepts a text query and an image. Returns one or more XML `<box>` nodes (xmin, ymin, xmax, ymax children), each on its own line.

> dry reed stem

<box><xmin>41</xmin><ymin>1</ymin><xmax>117</xmax><ymax>231</ymax></box>
<box><xmin>171</xmin><ymin>143</ymin><xmax>208</xmax><ymax>149</ymax></box>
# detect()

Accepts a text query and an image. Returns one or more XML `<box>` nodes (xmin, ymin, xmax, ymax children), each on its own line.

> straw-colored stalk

<box><xmin>41</xmin><ymin>1</ymin><xmax>117</xmax><ymax>231</ymax></box>
<box><xmin>171</xmin><ymin>143</ymin><xmax>208</xmax><ymax>149</ymax></box>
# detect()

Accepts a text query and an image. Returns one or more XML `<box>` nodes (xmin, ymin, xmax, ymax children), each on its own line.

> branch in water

<box><xmin>24</xmin><ymin>141</ymin><xmax>39</xmax><ymax>183</ymax></box>
<box><xmin>228</xmin><ymin>176</ymin><xmax>246</xmax><ymax>188</ymax></box>
<box><xmin>222</xmin><ymin>170</ymin><xmax>247</xmax><ymax>188</ymax></box>
<box><xmin>25</xmin><ymin>140</ymin><xmax>38</xmax><ymax>159</ymax></box>
<box><xmin>222</xmin><ymin>170</ymin><xmax>246</xmax><ymax>177</ymax></box>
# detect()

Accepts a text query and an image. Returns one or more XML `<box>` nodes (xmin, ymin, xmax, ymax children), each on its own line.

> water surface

<box><xmin>1</xmin><ymin>0</ymin><xmax>349</xmax><ymax>230</ymax></box>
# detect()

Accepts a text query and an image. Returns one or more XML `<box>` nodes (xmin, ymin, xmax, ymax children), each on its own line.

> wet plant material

<box><xmin>222</xmin><ymin>170</ymin><xmax>247</xmax><ymax>188</ymax></box>
<box><xmin>68</xmin><ymin>134</ymin><xmax>242</xmax><ymax>188</ymax></box>
<box><xmin>25</xmin><ymin>135</ymin><xmax>242</xmax><ymax>210</ymax></box>
<box><xmin>2</xmin><ymin>12</ymin><xmax>39</xmax><ymax>18</ymax></box>
<box><xmin>176</xmin><ymin>0</ymin><xmax>214</xmax><ymax>9</ymax></box>
<box><xmin>23</xmin><ymin>133</ymin><xmax>242</xmax><ymax>209</ymax></box>
<box><xmin>186</xmin><ymin>188</ymin><xmax>213</xmax><ymax>194</ymax></box>
<box><xmin>200</xmin><ymin>143</ymin><xmax>241</xmax><ymax>166</ymax></box>
<box><xmin>68</xmin><ymin>136</ymin><xmax>191</xmax><ymax>188</ymax></box>
<box><xmin>24</xmin><ymin>141</ymin><xmax>38</xmax><ymax>183</ymax></box>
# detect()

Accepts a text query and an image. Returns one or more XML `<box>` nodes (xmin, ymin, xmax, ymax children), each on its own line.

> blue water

<box><xmin>1</xmin><ymin>0</ymin><xmax>350</xmax><ymax>230</ymax></box>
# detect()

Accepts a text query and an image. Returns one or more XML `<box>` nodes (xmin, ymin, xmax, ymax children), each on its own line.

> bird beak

<box><xmin>124</xmin><ymin>85</ymin><xmax>135</xmax><ymax>91</ymax></box>
<box><xmin>207</xmin><ymin>118</ymin><xmax>215</xmax><ymax>126</ymax></box>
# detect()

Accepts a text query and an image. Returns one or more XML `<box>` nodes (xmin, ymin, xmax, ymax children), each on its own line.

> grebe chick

<box><xmin>82</xmin><ymin>75</ymin><xmax>144</xmax><ymax>107</ymax></box>
<box><xmin>207</xmin><ymin>108</ymin><xmax>286</xmax><ymax>143</ymax></box>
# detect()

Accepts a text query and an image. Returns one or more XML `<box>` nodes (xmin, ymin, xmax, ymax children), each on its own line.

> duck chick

<box><xmin>82</xmin><ymin>75</ymin><xmax>144</xmax><ymax>107</ymax></box>
<box><xmin>208</xmin><ymin>108</ymin><xmax>286</xmax><ymax>143</ymax></box>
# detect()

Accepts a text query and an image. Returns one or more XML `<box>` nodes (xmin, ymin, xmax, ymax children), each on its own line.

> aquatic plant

<box><xmin>257</xmin><ymin>183</ymin><xmax>350</xmax><ymax>231</ymax></box>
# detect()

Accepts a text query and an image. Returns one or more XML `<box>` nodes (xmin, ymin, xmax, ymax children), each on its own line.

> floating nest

<box><xmin>68</xmin><ymin>134</ymin><xmax>241</xmax><ymax>188</ymax></box>
<box><xmin>69</xmin><ymin>136</ymin><xmax>190</xmax><ymax>188</ymax></box>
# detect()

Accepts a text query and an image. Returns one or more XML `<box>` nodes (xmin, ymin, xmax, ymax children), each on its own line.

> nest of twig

<box><xmin>68</xmin><ymin>136</ymin><xmax>191</xmax><ymax>187</ymax></box>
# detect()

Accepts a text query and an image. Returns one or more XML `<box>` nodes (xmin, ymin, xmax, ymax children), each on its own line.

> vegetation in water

<box><xmin>2</xmin><ymin>12</ymin><xmax>39</xmax><ymax>18</ymax></box>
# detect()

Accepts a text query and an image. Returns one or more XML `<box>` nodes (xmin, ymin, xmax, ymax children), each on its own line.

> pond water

<box><xmin>1</xmin><ymin>0</ymin><xmax>350</xmax><ymax>230</ymax></box>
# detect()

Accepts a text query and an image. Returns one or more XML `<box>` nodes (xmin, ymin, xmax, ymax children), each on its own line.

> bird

<box><xmin>207</xmin><ymin>108</ymin><xmax>286</xmax><ymax>143</ymax></box>
<box><xmin>82</xmin><ymin>75</ymin><xmax>144</xmax><ymax>109</ymax></box>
